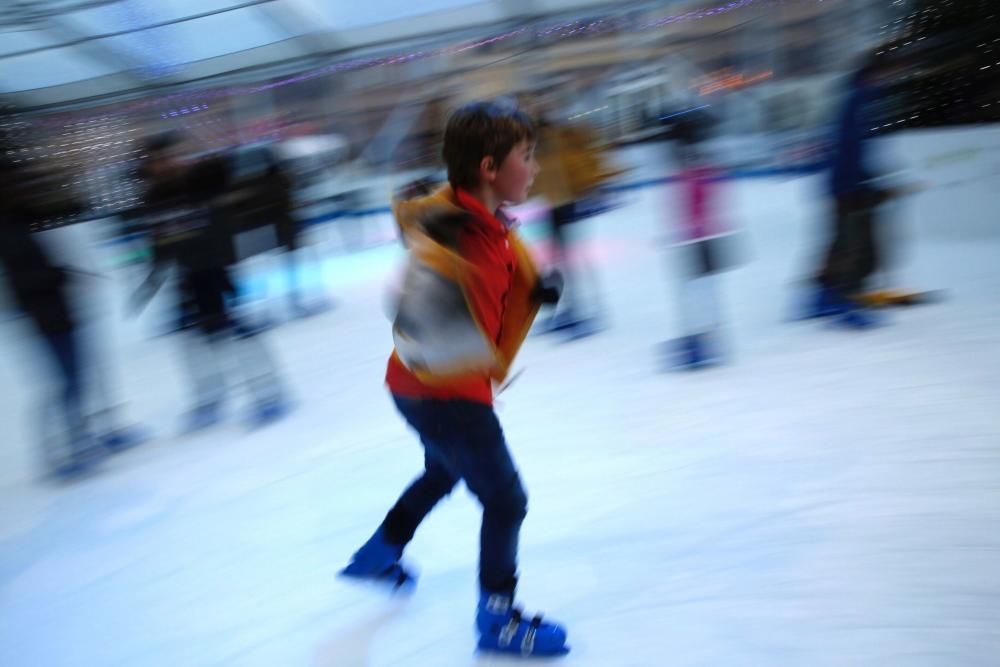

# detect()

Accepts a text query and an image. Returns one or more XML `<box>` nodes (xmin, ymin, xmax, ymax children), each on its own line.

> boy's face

<box><xmin>489</xmin><ymin>139</ymin><xmax>538</xmax><ymax>206</ymax></box>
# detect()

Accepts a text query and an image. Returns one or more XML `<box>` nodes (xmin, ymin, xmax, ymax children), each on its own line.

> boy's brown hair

<box><xmin>442</xmin><ymin>101</ymin><xmax>536</xmax><ymax>191</ymax></box>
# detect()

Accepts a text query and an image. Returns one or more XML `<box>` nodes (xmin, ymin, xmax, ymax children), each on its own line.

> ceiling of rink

<box><xmin>0</xmin><ymin>0</ymin><xmax>628</xmax><ymax>106</ymax></box>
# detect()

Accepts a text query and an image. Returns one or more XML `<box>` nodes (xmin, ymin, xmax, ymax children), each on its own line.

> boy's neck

<box><xmin>463</xmin><ymin>183</ymin><xmax>500</xmax><ymax>216</ymax></box>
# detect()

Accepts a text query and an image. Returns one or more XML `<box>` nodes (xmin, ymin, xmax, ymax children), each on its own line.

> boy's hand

<box><xmin>533</xmin><ymin>269</ymin><xmax>563</xmax><ymax>305</ymax></box>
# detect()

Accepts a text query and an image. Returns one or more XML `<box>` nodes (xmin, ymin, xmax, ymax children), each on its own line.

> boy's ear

<box><xmin>479</xmin><ymin>155</ymin><xmax>497</xmax><ymax>182</ymax></box>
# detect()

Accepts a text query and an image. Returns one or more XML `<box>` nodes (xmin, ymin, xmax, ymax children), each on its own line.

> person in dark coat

<box><xmin>0</xmin><ymin>143</ymin><xmax>140</xmax><ymax>478</ymax></box>
<box><xmin>806</xmin><ymin>57</ymin><xmax>903</xmax><ymax>327</ymax></box>
<box><xmin>131</xmin><ymin>139</ymin><xmax>289</xmax><ymax>430</ymax></box>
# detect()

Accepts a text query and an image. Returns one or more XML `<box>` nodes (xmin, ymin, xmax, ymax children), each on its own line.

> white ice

<box><xmin>1</xmin><ymin>131</ymin><xmax>999</xmax><ymax>666</ymax></box>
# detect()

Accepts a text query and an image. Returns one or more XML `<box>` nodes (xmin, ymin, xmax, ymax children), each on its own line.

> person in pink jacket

<box><xmin>663</xmin><ymin>116</ymin><xmax>736</xmax><ymax>369</ymax></box>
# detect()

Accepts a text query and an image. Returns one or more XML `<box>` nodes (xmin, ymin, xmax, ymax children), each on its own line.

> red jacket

<box><xmin>386</xmin><ymin>186</ymin><xmax>540</xmax><ymax>404</ymax></box>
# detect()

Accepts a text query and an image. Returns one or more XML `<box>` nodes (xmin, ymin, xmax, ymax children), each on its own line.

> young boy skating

<box><xmin>341</xmin><ymin>101</ymin><xmax>568</xmax><ymax>657</ymax></box>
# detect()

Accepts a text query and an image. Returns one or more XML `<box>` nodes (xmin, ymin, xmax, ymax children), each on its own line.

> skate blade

<box><xmin>477</xmin><ymin>642</ymin><xmax>571</xmax><ymax>658</ymax></box>
<box><xmin>337</xmin><ymin>567</ymin><xmax>417</xmax><ymax>595</ymax></box>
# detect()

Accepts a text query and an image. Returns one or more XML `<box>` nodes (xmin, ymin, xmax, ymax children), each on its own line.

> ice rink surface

<box><xmin>1</xmin><ymin>166</ymin><xmax>999</xmax><ymax>666</ymax></box>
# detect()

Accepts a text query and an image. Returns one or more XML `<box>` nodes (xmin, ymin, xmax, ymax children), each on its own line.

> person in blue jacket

<box><xmin>809</xmin><ymin>57</ymin><xmax>897</xmax><ymax>327</ymax></box>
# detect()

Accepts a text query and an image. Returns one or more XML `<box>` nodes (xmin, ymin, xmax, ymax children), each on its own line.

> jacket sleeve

<box><xmin>491</xmin><ymin>234</ymin><xmax>540</xmax><ymax>382</ymax></box>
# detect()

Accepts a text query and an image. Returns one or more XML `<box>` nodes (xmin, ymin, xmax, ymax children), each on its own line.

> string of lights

<box><xmin>8</xmin><ymin>0</ymin><xmax>996</xmax><ymax>232</ymax></box>
<box><xmin>6</xmin><ymin>0</ymin><xmax>791</xmax><ymax>230</ymax></box>
<box><xmin>874</xmin><ymin>0</ymin><xmax>999</xmax><ymax>129</ymax></box>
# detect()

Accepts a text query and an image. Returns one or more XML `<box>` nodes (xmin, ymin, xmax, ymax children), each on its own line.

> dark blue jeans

<box><xmin>381</xmin><ymin>395</ymin><xmax>528</xmax><ymax>596</ymax></box>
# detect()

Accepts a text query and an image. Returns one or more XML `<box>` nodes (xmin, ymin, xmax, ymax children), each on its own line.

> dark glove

<box><xmin>532</xmin><ymin>269</ymin><xmax>563</xmax><ymax>305</ymax></box>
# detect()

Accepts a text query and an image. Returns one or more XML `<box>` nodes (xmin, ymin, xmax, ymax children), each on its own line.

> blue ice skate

<box><xmin>797</xmin><ymin>286</ymin><xmax>881</xmax><ymax>329</ymax></box>
<box><xmin>183</xmin><ymin>402</ymin><xmax>223</xmax><ymax>433</ymax></box>
<box><xmin>248</xmin><ymin>397</ymin><xmax>291</xmax><ymax>429</ymax></box>
<box><xmin>538</xmin><ymin>309</ymin><xmax>580</xmax><ymax>334</ymax></box>
<box><xmin>476</xmin><ymin>593</ymin><xmax>569</xmax><ymax>657</ymax></box>
<box><xmin>562</xmin><ymin>315</ymin><xmax>604</xmax><ymax>342</ymax></box>
<box><xmin>797</xmin><ymin>286</ymin><xmax>848</xmax><ymax>320</ymax></box>
<box><xmin>339</xmin><ymin>529</ymin><xmax>416</xmax><ymax>592</ymax></box>
<box><xmin>100</xmin><ymin>425</ymin><xmax>149</xmax><ymax>453</ymax></box>
<box><xmin>834</xmin><ymin>306</ymin><xmax>880</xmax><ymax>330</ymax></box>
<box><xmin>665</xmin><ymin>334</ymin><xmax>718</xmax><ymax>370</ymax></box>
<box><xmin>50</xmin><ymin>436</ymin><xmax>107</xmax><ymax>482</ymax></box>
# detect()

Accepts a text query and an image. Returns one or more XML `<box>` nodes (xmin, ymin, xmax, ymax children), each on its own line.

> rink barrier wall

<box><xmin>98</xmin><ymin>120</ymin><xmax>1000</xmax><ymax>246</ymax></box>
<box><xmin>96</xmin><ymin>163</ymin><xmax>825</xmax><ymax>248</ymax></box>
<box><xmin>294</xmin><ymin>163</ymin><xmax>828</xmax><ymax>229</ymax></box>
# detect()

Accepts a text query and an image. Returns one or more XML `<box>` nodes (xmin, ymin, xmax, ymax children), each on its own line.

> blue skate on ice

<box><xmin>183</xmin><ymin>402</ymin><xmax>223</xmax><ymax>433</ymax></box>
<box><xmin>100</xmin><ymin>425</ymin><xmax>149</xmax><ymax>453</ymax></box>
<box><xmin>538</xmin><ymin>309</ymin><xmax>580</xmax><ymax>334</ymax></box>
<box><xmin>664</xmin><ymin>333</ymin><xmax>718</xmax><ymax>370</ymax></box>
<box><xmin>561</xmin><ymin>315</ymin><xmax>605</xmax><ymax>342</ymax></box>
<box><xmin>797</xmin><ymin>286</ymin><xmax>848</xmax><ymax>320</ymax></box>
<box><xmin>833</xmin><ymin>306</ymin><xmax>881</xmax><ymax>330</ymax></box>
<box><xmin>797</xmin><ymin>286</ymin><xmax>881</xmax><ymax>329</ymax></box>
<box><xmin>339</xmin><ymin>529</ymin><xmax>416</xmax><ymax>592</ymax></box>
<box><xmin>476</xmin><ymin>593</ymin><xmax>569</xmax><ymax>657</ymax></box>
<box><xmin>50</xmin><ymin>435</ymin><xmax>107</xmax><ymax>482</ymax></box>
<box><xmin>248</xmin><ymin>397</ymin><xmax>292</xmax><ymax>429</ymax></box>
